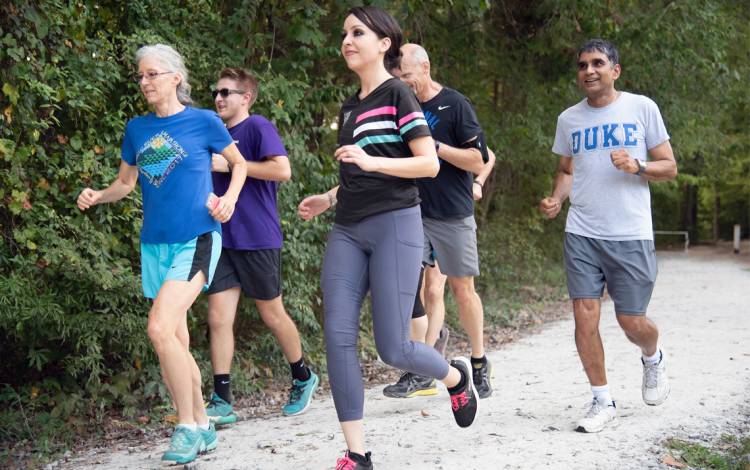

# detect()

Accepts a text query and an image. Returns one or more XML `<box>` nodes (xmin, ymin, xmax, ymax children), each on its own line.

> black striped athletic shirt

<box><xmin>335</xmin><ymin>78</ymin><xmax>432</xmax><ymax>224</ymax></box>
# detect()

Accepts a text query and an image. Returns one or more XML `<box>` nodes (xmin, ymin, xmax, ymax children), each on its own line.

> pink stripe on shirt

<box><xmin>355</xmin><ymin>106</ymin><xmax>397</xmax><ymax>123</ymax></box>
<box><xmin>398</xmin><ymin>111</ymin><xmax>425</xmax><ymax>127</ymax></box>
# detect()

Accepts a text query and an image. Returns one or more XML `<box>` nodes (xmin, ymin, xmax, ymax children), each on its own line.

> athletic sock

<box><xmin>197</xmin><ymin>421</ymin><xmax>210</xmax><ymax>431</ymax></box>
<box><xmin>591</xmin><ymin>384</ymin><xmax>613</xmax><ymax>406</ymax></box>
<box><xmin>290</xmin><ymin>358</ymin><xmax>311</xmax><ymax>382</ymax></box>
<box><xmin>470</xmin><ymin>355</ymin><xmax>487</xmax><ymax>371</ymax></box>
<box><xmin>348</xmin><ymin>451</ymin><xmax>370</xmax><ymax>464</ymax></box>
<box><xmin>213</xmin><ymin>374</ymin><xmax>231</xmax><ymax>403</ymax></box>
<box><xmin>642</xmin><ymin>348</ymin><xmax>661</xmax><ymax>366</ymax></box>
<box><xmin>447</xmin><ymin>367</ymin><xmax>468</xmax><ymax>394</ymax></box>
<box><xmin>177</xmin><ymin>423</ymin><xmax>197</xmax><ymax>432</ymax></box>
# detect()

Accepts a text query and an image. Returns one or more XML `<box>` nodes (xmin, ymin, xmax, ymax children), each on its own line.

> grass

<box><xmin>665</xmin><ymin>434</ymin><xmax>750</xmax><ymax>470</ymax></box>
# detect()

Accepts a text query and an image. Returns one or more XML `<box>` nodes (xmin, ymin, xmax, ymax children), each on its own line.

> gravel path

<box><xmin>66</xmin><ymin>247</ymin><xmax>750</xmax><ymax>469</ymax></box>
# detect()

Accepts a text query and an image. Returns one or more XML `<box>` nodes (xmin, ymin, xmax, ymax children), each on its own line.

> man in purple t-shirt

<box><xmin>205</xmin><ymin>68</ymin><xmax>318</xmax><ymax>423</ymax></box>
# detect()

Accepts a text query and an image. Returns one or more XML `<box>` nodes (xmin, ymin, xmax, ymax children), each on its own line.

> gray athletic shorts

<box><xmin>564</xmin><ymin>232</ymin><xmax>657</xmax><ymax>315</ymax></box>
<box><xmin>422</xmin><ymin>216</ymin><xmax>479</xmax><ymax>277</ymax></box>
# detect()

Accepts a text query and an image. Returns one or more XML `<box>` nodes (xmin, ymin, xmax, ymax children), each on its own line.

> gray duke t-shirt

<box><xmin>552</xmin><ymin>92</ymin><xmax>670</xmax><ymax>241</ymax></box>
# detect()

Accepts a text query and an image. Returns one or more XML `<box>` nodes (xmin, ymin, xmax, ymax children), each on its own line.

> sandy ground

<box><xmin>66</xmin><ymin>246</ymin><xmax>750</xmax><ymax>469</ymax></box>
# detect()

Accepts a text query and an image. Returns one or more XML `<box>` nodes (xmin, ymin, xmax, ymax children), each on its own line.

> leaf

<box><xmin>662</xmin><ymin>455</ymin><xmax>686</xmax><ymax>468</ymax></box>
<box><xmin>2</xmin><ymin>82</ymin><xmax>19</xmax><ymax>104</ymax></box>
<box><xmin>70</xmin><ymin>135</ymin><xmax>82</xmax><ymax>150</ymax></box>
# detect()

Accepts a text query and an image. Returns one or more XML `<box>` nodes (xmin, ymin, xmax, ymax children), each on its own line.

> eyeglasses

<box><xmin>133</xmin><ymin>71</ymin><xmax>174</xmax><ymax>83</ymax></box>
<box><xmin>212</xmin><ymin>88</ymin><xmax>247</xmax><ymax>99</ymax></box>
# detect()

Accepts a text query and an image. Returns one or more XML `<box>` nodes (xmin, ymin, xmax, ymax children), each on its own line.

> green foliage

<box><xmin>666</xmin><ymin>435</ymin><xmax>750</xmax><ymax>470</ymax></box>
<box><xmin>0</xmin><ymin>0</ymin><xmax>747</xmax><ymax>463</ymax></box>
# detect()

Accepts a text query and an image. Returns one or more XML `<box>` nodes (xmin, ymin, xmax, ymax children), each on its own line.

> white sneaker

<box><xmin>642</xmin><ymin>349</ymin><xmax>670</xmax><ymax>406</ymax></box>
<box><xmin>575</xmin><ymin>399</ymin><xmax>618</xmax><ymax>433</ymax></box>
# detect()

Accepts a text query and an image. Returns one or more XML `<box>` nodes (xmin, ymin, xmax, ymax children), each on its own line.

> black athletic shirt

<box><xmin>417</xmin><ymin>86</ymin><xmax>483</xmax><ymax>219</ymax></box>
<box><xmin>335</xmin><ymin>78</ymin><xmax>432</xmax><ymax>225</ymax></box>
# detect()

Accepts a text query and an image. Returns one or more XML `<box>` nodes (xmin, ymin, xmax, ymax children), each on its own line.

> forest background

<box><xmin>1</xmin><ymin>0</ymin><xmax>747</xmax><ymax>463</ymax></box>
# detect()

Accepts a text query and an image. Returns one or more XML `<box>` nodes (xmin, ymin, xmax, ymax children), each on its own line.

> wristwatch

<box><xmin>635</xmin><ymin>159</ymin><xmax>648</xmax><ymax>175</ymax></box>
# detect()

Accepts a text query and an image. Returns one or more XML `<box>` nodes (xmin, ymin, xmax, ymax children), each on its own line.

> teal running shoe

<box><xmin>282</xmin><ymin>371</ymin><xmax>319</xmax><ymax>416</ymax></box>
<box><xmin>198</xmin><ymin>421</ymin><xmax>218</xmax><ymax>453</ymax></box>
<box><xmin>161</xmin><ymin>425</ymin><xmax>203</xmax><ymax>466</ymax></box>
<box><xmin>205</xmin><ymin>392</ymin><xmax>238</xmax><ymax>425</ymax></box>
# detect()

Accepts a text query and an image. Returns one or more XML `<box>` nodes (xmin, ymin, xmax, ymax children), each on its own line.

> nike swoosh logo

<box><xmin>438</xmin><ymin>105</ymin><xmax>450</xmax><ymax>110</ymax></box>
<box><xmin>221</xmin><ymin>381</ymin><xmax>230</xmax><ymax>384</ymax></box>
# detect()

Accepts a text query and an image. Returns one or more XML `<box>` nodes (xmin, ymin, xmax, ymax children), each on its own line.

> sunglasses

<box><xmin>212</xmin><ymin>88</ymin><xmax>247</xmax><ymax>99</ymax></box>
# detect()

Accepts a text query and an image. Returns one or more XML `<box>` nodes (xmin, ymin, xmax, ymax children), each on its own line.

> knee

<box><xmin>425</xmin><ymin>284</ymin><xmax>444</xmax><ymax>305</ymax></box>
<box><xmin>617</xmin><ymin>314</ymin><xmax>644</xmax><ymax>334</ymax></box>
<box><xmin>450</xmin><ymin>282</ymin><xmax>475</xmax><ymax>305</ymax></box>
<box><xmin>260</xmin><ymin>308</ymin><xmax>288</xmax><ymax>332</ymax></box>
<box><xmin>147</xmin><ymin>317</ymin><xmax>170</xmax><ymax>351</ymax></box>
<box><xmin>208</xmin><ymin>308</ymin><xmax>233</xmax><ymax>332</ymax></box>
<box><xmin>376</xmin><ymin>340</ymin><xmax>412</xmax><ymax>370</ymax></box>
<box><xmin>573</xmin><ymin>300</ymin><xmax>600</xmax><ymax>336</ymax></box>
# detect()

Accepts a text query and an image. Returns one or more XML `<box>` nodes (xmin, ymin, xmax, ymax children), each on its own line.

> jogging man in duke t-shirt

<box><xmin>540</xmin><ymin>39</ymin><xmax>676</xmax><ymax>433</ymax></box>
<box><xmin>383</xmin><ymin>43</ymin><xmax>494</xmax><ymax>399</ymax></box>
<box><xmin>206</xmin><ymin>68</ymin><xmax>318</xmax><ymax>423</ymax></box>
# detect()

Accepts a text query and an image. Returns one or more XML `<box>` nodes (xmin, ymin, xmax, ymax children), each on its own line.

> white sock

<box><xmin>591</xmin><ymin>384</ymin><xmax>613</xmax><ymax>406</ymax></box>
<box><xmin>198</xmin><ymin>421</ymin><xmax>210</xmax><ymax>431</ymax></box>
<box><xmin>177</xmin><ymin>423</ymin><xmax>197</xmax><ymax>432</ymax></box>
<box><xmin>642</xmin><ymin>348</ymin><xmax>661</xmax><ymax>365</ymax></box>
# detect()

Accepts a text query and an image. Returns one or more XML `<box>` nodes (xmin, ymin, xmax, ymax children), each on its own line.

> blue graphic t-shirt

<box><xmin>121</xmin><ymin>106</ymin><xmax>234</xmax><ymax>244</ymax></box>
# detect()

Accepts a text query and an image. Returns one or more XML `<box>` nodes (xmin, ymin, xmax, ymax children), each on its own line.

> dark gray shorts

<box><xmin>206</xmin><ymin>248</ymin><xmax>282</xmax><ymax>300</ymax></box>
<box><xmin>422</xmin><ymin>216</ymin><xmax>479</xmax><ymax>277</ymax></box>
<box><xmin>564</xmin><ymin>232</ymin><xmax>657</xmax><ymax>315</ymax></box>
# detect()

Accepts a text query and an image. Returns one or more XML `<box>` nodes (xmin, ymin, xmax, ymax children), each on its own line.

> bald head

<box><xmin>400</xmin><ymin>43</ymin><xmax>430</xmax><ymax>67</ymax></box>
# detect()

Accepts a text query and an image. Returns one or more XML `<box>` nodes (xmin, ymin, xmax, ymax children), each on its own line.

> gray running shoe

<box><xmin>642</xmin><ymin>349</ymin><xmax>670</xmax><ymax>406</ymax></box>
<box><xmin>383</xmin><ymin>372</ymin><xmax>438</xmax><ymax>398</ymax></box>
<box><xmin>472</xmin><ymin>359</ymin><xmax>493</xmax><ymax>399</ymax></box>
<box><xmin>433</xmin><ymin>326</ymin><xmax>450</xmax><ymax>358</ymax></box>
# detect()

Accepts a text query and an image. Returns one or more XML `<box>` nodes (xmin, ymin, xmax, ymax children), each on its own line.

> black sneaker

<box><xmin>382</xmin><ymin>372</ymin><xmax>438</xmax><ymax>398</ymax></box>
<box><xmin>472</xmin><ymin>358</ymin><xmax>493</xmax><ymax>398</ymax></box>
<box><xmin>335</xmin><ymin>451</ymin><xmax>373</xmax><ymax>469</ymax></box>
<box><xmin>433</xmin><ymin>326</ymin><xmax>450</xmax><ymax>358</ymax></box>
<box><xmin>448</xmin><ymin>357</ymin><xmax>479</xmax><ymax>428</ymax></box>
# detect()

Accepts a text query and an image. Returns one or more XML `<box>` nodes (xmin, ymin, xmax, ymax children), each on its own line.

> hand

<box><xmin>539</xmin><ymin>196</ymin><xmax>562</xmax><ymax>219</ymax></box>
<box><xmin>77</xmin><ymin>188</ymin><xmax>102</xmax><ymax>210</ymax></box>
<box><xmin>210</xmin><ymin>196</ymin><xmax>236</xmax><ymax>223</ymax></box>
<box><xmin>335</xmin><ymin>145</ymin><xmax>381</xmax><ymax>172</ymax></box>
<box><xmin>298</xmin><ymin>194</ymin><xmax>331</xmax><ymax>221</ymax></box>
<box><xmin>610</xmin><ymin>149</ymin><xmax>638</xmax><ymax>174</ymax></box>
<box><xmin>472</xmin><ymin>181</ymin><xmax>483</xmax><ymax>201</ymax></box>
<box><xmin>212</xmin><ymin>153</ymin><xmax>231</xmax><ymax>173</ymax></box>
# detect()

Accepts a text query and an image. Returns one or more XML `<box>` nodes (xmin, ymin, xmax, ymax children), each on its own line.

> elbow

<box><xmin>670</xmin><ymin>163</ymin><xmax>678</xmax><ymax>179</ymax></box>
<box><xmin>426</xmin><ymin>156</ymin><xmax>440</xmax><ymax>178</ymax></box>
<box><xmin>278</xmin><ymin>167</ymin><xmax>292</xmax><ymax>182</ymax></box>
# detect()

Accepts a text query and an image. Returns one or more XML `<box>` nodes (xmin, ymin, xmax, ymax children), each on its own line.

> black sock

<box><xmin>289</xmin><ymin>358</ymin><xmax>311</xmax><ymax>382</ymax></box>
<box><xmin>447</xmin><ymin>367</ymin><xmax>467</xmax><ymax>394</ymax></box>
<box><xmin>348</xmin><ymin>451</ymin><xmax>371</xmax><ymax>463</ymax></box>
<box><xmin>213</xmin><ymin>374</ymin><xmax>231</xmax><ymax>403</ymax></box>
<box><xmin>471</xmin><ymin>355</ymin><xmax>487</xmax><ymax>370</ymax></box>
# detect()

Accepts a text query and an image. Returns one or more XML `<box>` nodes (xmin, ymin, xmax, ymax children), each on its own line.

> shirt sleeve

<box><xmin>551</xmin><ymin>115</ymin><xmax>571</xmax><ymax>157</ymax></box>
<box><xmin>205</xmin><ymin>111</ymin><xmax>234</xmax><ymax>154</ymax></box>
<box><xmin>121</xmin><ymin>120</ymin><xmax>136</xmax><ymax>165</ymax></box>
<box><xmin>454</xmin><ymin>96</ymin><xmax>482</xmax><ymax>146</ymax></box>
<box><xmin>256</xmin><ymin>118</ymin><xmax>288</xmax><ymax>160</ymax></box>
<box><xmin>643</xmin><ymin>97</ymin><xmax>670</xmax><ymax>150</ymax></box>
<box><xmin>396</xmin><ymin>86</ymin><xmax>432</xmax><ymax>143</ymax></box>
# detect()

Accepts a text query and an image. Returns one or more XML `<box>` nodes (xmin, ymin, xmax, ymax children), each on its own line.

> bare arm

<box><xmin>539</xmin><ymin>156</ymin><xmax>573</xmax><ymax>219</ymax></box>
<box><xmin>77</xmin><ymin>160</ymin><xmax>138</xmax><ymax>210</ymax></box>
<box><xmin>436</xmin><ymin>139</ymin><xmax>484</xmax><ymax>174</ymax></box>
<box><xmin>212</xmin><ymin>154</ymin><xmax>291</xmax><ymax>182</ymax></box>
<box><xmin>298</xmin><ymin>186</ymin><xmax>339</xmax><ymax>221</ymax></box>
<box><xmin>610</xmin><ymin>140</ymin><xmax>677</xmax><ymax>182</ymax></box>
<box><xmin>335</xmin><ymin>136</ymin><xmax>439</xmax><ymax>179</ymax></box>
<box><xmin>209</xmin><ymin>143</ymin><xmax>247</xmax><ymax>222</ymax></box>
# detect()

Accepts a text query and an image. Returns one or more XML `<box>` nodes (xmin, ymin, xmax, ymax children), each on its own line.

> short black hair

<box><xmin>577</xmin><ymin>39</ymin><xmax>619</xmax><ymax>66</ymax></box>
<box><xmin>348</xmin><ymin>6</ymin><xmax>403</xmax><ymax>72</ymax></box>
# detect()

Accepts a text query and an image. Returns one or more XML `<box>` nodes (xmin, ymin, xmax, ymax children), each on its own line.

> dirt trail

<box><xmin>66</xmin><ymin>247</ymin><xmax>750</xmax><ymax>469</ymax></box>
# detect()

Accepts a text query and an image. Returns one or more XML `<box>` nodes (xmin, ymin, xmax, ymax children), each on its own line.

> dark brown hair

<box><xmin>348</xmin><ymin>6</ymin><xmax>403</xmax><ymax>71</ymax></box>
<box><xmin>218</xmin><ymin>67</ymin><xmax>259</xmax><ymax>106</ymax></box>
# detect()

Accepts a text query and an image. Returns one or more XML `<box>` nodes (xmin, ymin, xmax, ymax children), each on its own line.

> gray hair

<box><xmin>135</xmin><ymin>44</ymin><xmax>192</xmax><ymax>105</ymax></box>
<box><xmin>577</xmin><ymin>39</ymin><xmax>619</xmax><ymax>67</ymax></box>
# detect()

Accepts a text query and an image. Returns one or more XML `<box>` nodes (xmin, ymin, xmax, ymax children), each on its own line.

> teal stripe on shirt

<box><xmin>355</xmin><ymin>134</ymin><xmax>403</xmax><ymax>148</ymax></box>
<box><xmin>399</xmin><ymin>118</ymin><xmax>428</xmax><ymax>135</ymax></box>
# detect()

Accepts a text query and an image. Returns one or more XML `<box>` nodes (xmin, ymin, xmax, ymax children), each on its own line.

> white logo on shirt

<box><xmin>438</xmin><ymin>105</ymin><xmax>451</xmax><ymax>111</ymax></box>
<box><xmin>343</xmin><ymin>111</ymin><xmax>352</xmax><ymax>125</ymax></box>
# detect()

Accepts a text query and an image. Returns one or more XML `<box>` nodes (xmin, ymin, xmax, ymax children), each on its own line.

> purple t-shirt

<box><xmin>212</xmin><ymin>115</ymin><xmax>287</xmax><ymax>250</ymax></box>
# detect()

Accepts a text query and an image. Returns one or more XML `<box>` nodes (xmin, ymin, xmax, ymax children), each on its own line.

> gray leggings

<box><xmin>322</xmin><ymin>205</ymin><xmax>450</xmax><ymax>422</ymax></box>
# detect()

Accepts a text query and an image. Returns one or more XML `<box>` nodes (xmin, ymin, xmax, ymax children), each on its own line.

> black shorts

<box><xmin>207</xmin><ymin>248</ymin><xmax>282</xmax><ymax>300</ymax></box>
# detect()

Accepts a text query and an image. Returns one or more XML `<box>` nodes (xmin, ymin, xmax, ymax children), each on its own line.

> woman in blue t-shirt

<box><xmin>76</xmin><ymin>44</ymin><xmax>247</xmax><ymax>466</ymax></box>
<box><xmin>297</xmin><ymin>7</ymin><xmax>479</xmax><ymax>468</ymax></box>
